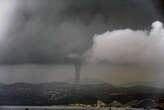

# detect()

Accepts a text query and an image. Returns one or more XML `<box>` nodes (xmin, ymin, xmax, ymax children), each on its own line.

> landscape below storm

<box><xmin>0</xmin><ymin>79</ymin><xmax>163</xmax><ymax>108</ymax></box>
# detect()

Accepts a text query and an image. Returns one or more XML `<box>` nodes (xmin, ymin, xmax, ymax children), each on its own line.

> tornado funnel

<box><xmin>74</xmin><ymin>60</ymin><xmax>82</xmax><ymax>85</ymax></box>
<box><xmin>68</xmin><ymin>53</ymin><xmax>83</xmax><ymax>85</ymax></box>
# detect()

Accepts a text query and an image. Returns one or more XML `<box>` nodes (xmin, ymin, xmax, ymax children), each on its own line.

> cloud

<box><xmin>0</xmin><ymin>0</ymin><xmax>162</xmax><ymax>64</ymax></box>
<box><xmin>86</xmin><ymin>21</ymin><xmax>164</xmax><ymax>67</ymax></box>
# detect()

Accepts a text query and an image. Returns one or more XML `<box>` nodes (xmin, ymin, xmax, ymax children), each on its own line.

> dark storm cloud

<box><xmin>0</xmin><ymin>0</ymin><xmax>162</xmax><ymax>64</ymax></box>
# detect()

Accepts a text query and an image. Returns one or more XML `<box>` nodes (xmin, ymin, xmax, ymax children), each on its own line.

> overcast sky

<box><xmin>0</xmin><ymin>0</ymin><xmax>164</xmax><ymax>87</ymax></box>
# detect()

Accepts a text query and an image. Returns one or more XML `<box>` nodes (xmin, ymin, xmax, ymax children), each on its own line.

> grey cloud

<box><xmin>0</xmin><ymin>0</ymin><xmax>162</xmax><ymax>64</ymax></box>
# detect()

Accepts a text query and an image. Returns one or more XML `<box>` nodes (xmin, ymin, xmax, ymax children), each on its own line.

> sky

<box><xmin>0</xmin><ymin>0</ymin><xmax>164</xmax><ymax>87</ymax></box>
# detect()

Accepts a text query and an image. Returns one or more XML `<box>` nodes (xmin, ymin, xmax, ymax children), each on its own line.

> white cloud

<box><xmin>86</xmin><ymin>21</ymin><xmax>164</xmax><ymax>67</ymax></box>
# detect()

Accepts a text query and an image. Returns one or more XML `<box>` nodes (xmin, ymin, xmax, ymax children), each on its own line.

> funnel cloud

<box><xmin>68</xmin><ymin>53</ymin><xmax>83</xmax><ymax>84</ymax></box>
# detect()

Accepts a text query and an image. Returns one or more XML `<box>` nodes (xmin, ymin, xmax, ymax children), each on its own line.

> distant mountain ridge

<box><xmin>121</xmin><ymin>81</ymin><xmax>159</xmax><ymax>88</ymax></box>
<box><xmin>64</xmin><ymin>78</ymin><xmax>107</xmax><ymax>85</ymax></box>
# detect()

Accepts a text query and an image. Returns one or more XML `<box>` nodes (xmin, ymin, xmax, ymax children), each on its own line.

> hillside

<box><xmin>0</xmin><ymin>82</ymin><xmax>163</xmax><ymax>107</ymax></box>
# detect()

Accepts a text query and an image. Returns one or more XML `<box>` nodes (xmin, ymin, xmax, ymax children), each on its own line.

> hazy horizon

<box><xmin>0</xmin><ymin>64</ymin><xmax>161</xmax><ymax>88</ymax></box>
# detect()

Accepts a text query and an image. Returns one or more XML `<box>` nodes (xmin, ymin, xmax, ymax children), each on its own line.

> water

<box><xmin>0</xmin><ymin>106</ymin><xmax>158</xmax><ymax>110</ymax></box>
